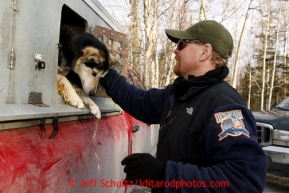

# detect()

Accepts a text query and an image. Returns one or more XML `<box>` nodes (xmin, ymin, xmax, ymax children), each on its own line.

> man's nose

<box><xmin>173</xmin><ymin>48</ymin><xmax>179</xmax><ymax>54</ymax></box>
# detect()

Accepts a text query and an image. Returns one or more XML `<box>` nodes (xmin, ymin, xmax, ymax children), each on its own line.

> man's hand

<box><xmin>121</xmin><ymin>153</ymin><xmax>165</xmax><ymax>186</ymax></box>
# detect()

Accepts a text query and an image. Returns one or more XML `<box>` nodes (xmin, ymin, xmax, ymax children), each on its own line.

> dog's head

<box><xmin>73</xmin><ymin>46</ymin><xmax>110</xmax><ymax>96</ymax></box>
<box><xmin>72</xmin><ymin>33</ymin><xmax>110</xmax><ymax>96</ymax></box>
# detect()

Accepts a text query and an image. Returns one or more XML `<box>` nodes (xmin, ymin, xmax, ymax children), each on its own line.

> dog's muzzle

<box><xmin>89</xmin><ymin>90</ymin><xmax>96</xmax><ymax>96</ymax></box>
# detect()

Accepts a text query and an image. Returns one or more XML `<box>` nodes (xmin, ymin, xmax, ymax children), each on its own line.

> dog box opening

<box><xmin>56</xmin><ymin>4</ymin><xmax>131</xmax><ymax>118</ymax></box>
<box><xmin>57</xmin><ymin>5</ymin><xmax>104</xmax><ymax>119</ymax></box>
<box><xmin>60</xmin><ymin>5</ymin><xmax>87</xmax><ymax>34</ymax></box>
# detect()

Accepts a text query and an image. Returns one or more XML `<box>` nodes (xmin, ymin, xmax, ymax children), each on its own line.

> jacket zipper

<box><xmin>160</xmin><ymin>110</ymin><xmax>175</xmax><ymax>136</ymax></box>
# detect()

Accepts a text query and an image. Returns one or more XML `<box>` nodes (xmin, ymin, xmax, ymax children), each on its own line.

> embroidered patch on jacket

<box><xmin>214</xmin><ymin>110</ymin><xmax>250</xmax><ymax>141</ymax></box>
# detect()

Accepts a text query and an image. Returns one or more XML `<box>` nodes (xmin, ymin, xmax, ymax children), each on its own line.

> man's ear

<box><xmin>199</xmin><ymin>44</ymin><xmax>213</xmax><ymax>62</ymax></box>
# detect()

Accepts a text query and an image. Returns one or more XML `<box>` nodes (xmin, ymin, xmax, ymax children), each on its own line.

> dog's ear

<box><xmin>99</xmin><ymin>54</ymin><xmax>119</xmax><ymax>78</ymax></box>
<box><xmin>87</xmin><ymin>56</ymin><xmax>100</xmax><ymax>64</ymax></box>
<box><xmin>73</xmin><ymin>50</ymin><xmax>84</xmax><ymax>59</ymax></box>
<box><xmin>109</xmin><ymin>54</ymin><xmax>121</xmax><ymax>68</ymax></box>
<box><xmin>106</xmin><ymin>53</ymin><xmax>128</xmax><ymax>78</ymax></box>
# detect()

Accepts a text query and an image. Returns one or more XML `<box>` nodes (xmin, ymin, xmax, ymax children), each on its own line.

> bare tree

<box><xmin>247</xmin><ymin>10</ymin><xmax>255</xmax><ymax>109</ymax></box>
<box><xmin>282</xmin><ymin>2</ymin><xmax>289</xmax><ymax>97</ymax></box>
<box><xmin>142</xmin><ymin>0</ymin><xmax>159</xmax><ymax>88</ymax></box>
<box><xmin>162</xmin><ymin>0</ymin><xmax>190</xmax><ymax>87</ymax></box>
<box><xmin>268</xmin><ymin>1</ymin><xmax>282</xmax><ymax>110</ymax></box>
<box><xmin>199</xmin><ymin>0</ymin><xmax>206</xmax><ymax>20</ymax></box>
<box><xmin>260</xmin><ymin>0</ymin><xmax>271</xmax><ymax>111</ymax></box>
<box><xmin>231</xmin><ymin>0</ymin><xmax>254</xmax><ymax>88</ymax></box>
<box><xmin>129</xmin><ymin>0</ymin><xmax>141</xmax><ymax>76</ymax></box>
<box><xmin>152</xmin><ymin>1</ymin><xmax>159</xmax><ymax>87</ymax></box>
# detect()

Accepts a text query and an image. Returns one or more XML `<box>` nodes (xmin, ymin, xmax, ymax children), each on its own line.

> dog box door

<box><xmin>0</xmin><ymin>1</ymin><xmax>15</xmax><ymax>103</ymax></box>
<box><xmin>0</xmin><ymin>0</ymin><xmax>61</xmax><ymax>105</ymax></box>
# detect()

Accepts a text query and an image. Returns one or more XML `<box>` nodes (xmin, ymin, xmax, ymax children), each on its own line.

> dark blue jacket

<box><xmin>100</xmin><ymin>69</ymin><xmax>266</xmax><ymax>193</ymax></box>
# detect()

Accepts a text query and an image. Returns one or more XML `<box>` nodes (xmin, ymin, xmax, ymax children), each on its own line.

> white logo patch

<box><xmin>186</xmin><ymin>107</ymin><xmax>193</xmax><ymax>115</ymax></box>
<box><xmin>214</xmin><ymin>110</ymin><xmax>250</xmax><ymax>141</ymax></box>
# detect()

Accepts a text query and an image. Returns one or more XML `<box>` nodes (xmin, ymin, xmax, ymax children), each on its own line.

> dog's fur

<box><xmin>57</xmin><ymin>26</ymin><xmax>110</xmax><ymax>119</ymax></box>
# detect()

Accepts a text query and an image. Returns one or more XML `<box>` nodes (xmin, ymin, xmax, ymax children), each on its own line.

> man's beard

<box><xmin>173</xmin><ymin>56</ymin><xmax>181</xmax><ymax>76</ymax></box>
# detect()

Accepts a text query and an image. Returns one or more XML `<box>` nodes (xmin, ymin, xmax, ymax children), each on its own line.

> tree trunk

<box><xmin>199</xmin><ymin>0</ymin><xmax>206</xmax><ymax>20</ymax></box>
<box><xmin>247</xmin><ymin>11</ymin><xmax>254</xmax><ymax>109</ymax></box>
<box><xmin>284</xmin><ymin>31</ymin><xmax>288</xmax><ymax>96</ymax></box>
<box><xmin>283</xmin><ymin>4</ymin><xmax>289</xmax><ymax>97</ymax></box>
<box><xmin>268</xmin><ymin>1</ymin><xmax>282</xmax><ymax>110</ymax></box>
<box><xmin>143</xmin><ymin>0</ymin><xmax>155</xmax><ymax>88</ymax></box>
<box><xmin>231</xmin><ymin>0</ymin><xmax>254</xmax><ymax>88</ymax></box>
<box><xmin>152</xmin><ymin>1</ymin><xmax>159</xmax><ymax>88</ymax></box>
<box><xmin>129</xmin><ymin>0</ymin><xmax>141</xmax><ymax>78</ymax></box>
<box><xmin>260</xmin><ymin>0</ymin><xmax>271</xmax><ymax>111</ymax></box>
<box><xmin>163</xmin><ymin>0</ymin><xmax>184</xmax><ymax>86</ymax></box>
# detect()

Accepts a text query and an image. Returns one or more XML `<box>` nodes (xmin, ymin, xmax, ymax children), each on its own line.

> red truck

<box><xmin>0</xmin><ymin>1</ymin><xmax>158</xmax><ymax>193</ymax></box>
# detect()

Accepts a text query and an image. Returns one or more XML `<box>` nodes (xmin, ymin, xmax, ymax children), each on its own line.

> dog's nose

<box><xmin>89</xmin><ymin>90</ymin><xmax>96</xmax><ymax>96</ymax></box>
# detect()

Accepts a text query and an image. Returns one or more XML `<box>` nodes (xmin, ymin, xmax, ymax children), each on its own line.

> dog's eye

<box><xmin>92</xmin><ymin>71</ymin><xmax>97</xmax><ymax>77</ymax></box>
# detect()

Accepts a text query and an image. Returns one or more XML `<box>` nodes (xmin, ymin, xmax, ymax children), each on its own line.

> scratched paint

<box><xmin>0</xmin><ymin>110</ymin><xmax>157</xmax><ymax>193</ymax></box>
<box><xmin>0</xmin><ymin>114</ymin><xmax>130</xmax><ymax>193</ymax></box>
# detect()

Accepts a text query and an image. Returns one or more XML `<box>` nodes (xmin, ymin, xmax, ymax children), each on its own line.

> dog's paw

<box><xmin>90</xmin><ymin>103</ymin><xmax>101</xmax><ymax>119</ymax></box>
<box><xmin>68</xmin><ymin>96</ymin><xmax>85</xmax><ymax>109</ymax></box>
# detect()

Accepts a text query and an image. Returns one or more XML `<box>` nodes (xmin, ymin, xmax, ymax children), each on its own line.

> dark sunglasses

<box><xmin>176</xmin><ymin>39</ymin><xmax>204</xmax><ymax>51</ymax></box>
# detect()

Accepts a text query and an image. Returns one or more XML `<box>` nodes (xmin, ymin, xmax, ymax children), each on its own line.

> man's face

<box><xmin>172</xmin><ymin>39</ymin><xmax>216</xmax><ymax>79</ymax></box>
<box><xmin>173</xmin><ymin>56</ymin><xmax>181</xmax><ymax>76</ymax></box>
<box><xmin>173</xmin><ymin>41</ymin><xmax>202</xmax><ymax>78</ymax></box>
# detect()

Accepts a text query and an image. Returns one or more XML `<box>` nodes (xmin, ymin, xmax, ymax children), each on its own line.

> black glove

<box><xmin>121</xmin><ymin>153</ymin><xmax>166</xmax><ymax>187</ymax></box>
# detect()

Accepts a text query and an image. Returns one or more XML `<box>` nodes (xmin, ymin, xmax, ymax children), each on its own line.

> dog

<box><xmin>57</xmin><ymin>26</ymin><xmax>110</xmax><ymax>119</ymax></box>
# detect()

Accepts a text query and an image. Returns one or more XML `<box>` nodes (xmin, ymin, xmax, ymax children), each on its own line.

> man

<box><xmin>100</xmin><ymin>20</ymin><xmax>266</xmax><ymax>193</ymax></box>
